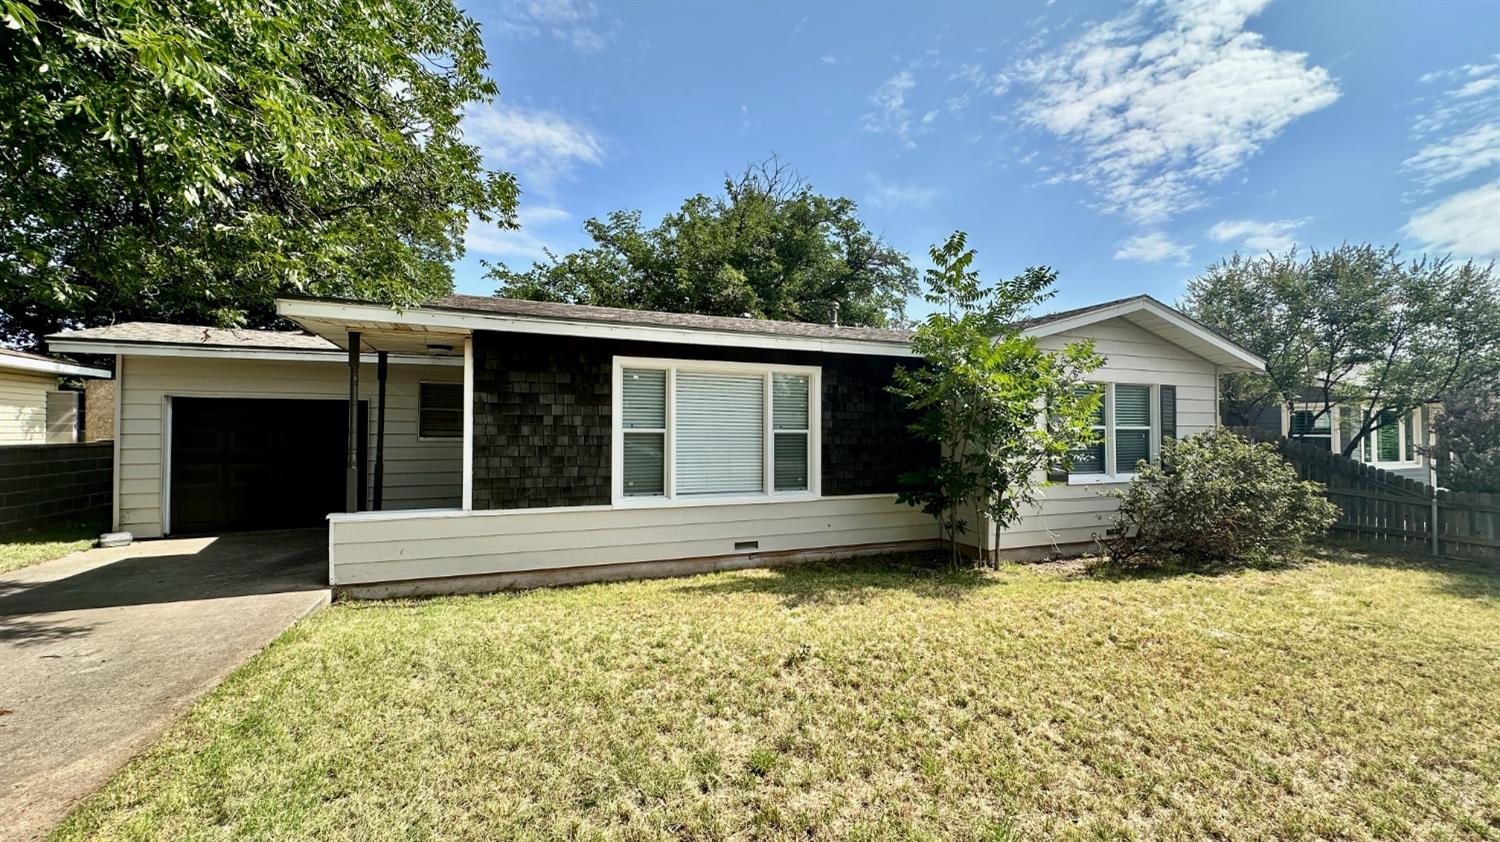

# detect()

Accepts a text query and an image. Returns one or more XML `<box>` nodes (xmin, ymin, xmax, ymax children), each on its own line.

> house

<box><xmin>47</xmin><ymin>294</ymin><xmax>1264</xmax><ymax>596</ymax></box>
<box><xmin>0</xmin><ymin>347</ymin><xmax>110</xmax><ymax>445</ymax></box>
<box><xmin>1240</xmin><ymin>390</ymin><xmax>1439</xmax><ymax>483</ymax></box>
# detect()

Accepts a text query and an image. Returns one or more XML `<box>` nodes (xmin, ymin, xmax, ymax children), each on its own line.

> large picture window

<box><xmin>613</xmin><ymin>358</ymin><xmax>819</xmax><ymax>503</ymax></box>
<box><xmin>1069</xmin><ymin>383</ymin><xmax>1157</xmax><ymax>482</ymax></box>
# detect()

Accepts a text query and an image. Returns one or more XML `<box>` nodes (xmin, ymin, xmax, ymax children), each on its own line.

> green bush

<box><xmin>1103</xmin><ymin>428</ymin><xmax>1339</xmax><ymax>568</ymax></box>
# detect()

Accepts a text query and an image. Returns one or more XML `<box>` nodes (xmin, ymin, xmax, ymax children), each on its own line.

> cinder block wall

<box><xmin>470</xmin><ymin>331</ymin><xmax>933</xmax><ymax>510</ymax></box>
<box><xmin>0</xmin><ymin>441</ymin><xmax>112</xmax><ymax>532</ymax></box>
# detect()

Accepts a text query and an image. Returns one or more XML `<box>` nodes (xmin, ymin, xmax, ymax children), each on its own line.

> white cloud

<box><xmin>462</xmin><ymin>103</ymin><xmax>604</xmax><ymax>192</ymax></box>
<box><xmin>466</xmin><ymin>206</ymin><xmax>572</xmax><ymax>262</ymax></box>
<box><xmin>1404</xmin><ymin>59</ymin><xmax>1500</xmax><ymax>191</ymax></box>
<box><xmin>1018</xmin><ymin>0</ymin><xmax>1339</xmax><ymax>224</ymax></box>
<box><xmin>1206</xmin><ymin>217</ymin><xmax>1310</xmax><ymax>252</ymax></box>
<box><xmin>820</xmin><ymin>55</ymin><xmax>839</xmax><ymax>65</ymax></box>
<box><xmin>1113</xmin><ymin>231</ymin><xmax>1191</xmax><ymax>263</ymax></box>
<box><xmin>1403</xmin><ymin>179</ymin><xmax>1500</xmax><ymax>258</ymax></box>
<box><xmin>864</xmin><ymin>176</ymin><xmax>941</xmax><ymax>210</ymax></box>
<box><xmin>498</xmin><ymin>0</ymin><xmax>616</xmax><ymax>54</ymax></box>
<box><xmin>863</xmin><ymin>70</ymin><xmax>919</xmax><ymax>149</ymax></box>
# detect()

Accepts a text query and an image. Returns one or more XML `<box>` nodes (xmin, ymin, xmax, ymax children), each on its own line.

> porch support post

<box><xmin>374</xmin><ymin>350</ymin><xmax>388</xmax><ymax>511</ymax></box>
<box><xmin>462</xmin><ymin>334</ymin><xmax>474</xmax><ymax>511</ymax></box>
<box><xmin>346</xmin><ymin>331</ymin><xmax>361</xmax><ymax>513</ymax></box>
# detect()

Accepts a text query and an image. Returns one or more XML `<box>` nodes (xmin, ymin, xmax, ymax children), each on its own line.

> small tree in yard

<box><xmin>1103</xmin><ymin>428</ymin><xmax>1339</xmax><ymax>568</ymax></box>
<box><xmin>891</xmin><ymin>232</ymin><xmax>1103</xmax><ymax>566</ymax></box>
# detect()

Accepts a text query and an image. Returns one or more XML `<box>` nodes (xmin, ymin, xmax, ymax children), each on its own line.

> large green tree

<box><xmin>488</xmin><ymin>158</ymin><xmax>916</xmax><ymax>327</ymax></box>
<box><xmin>0</xmin><ymin>0</ymin><xmax>517</xmax><ymax>348</ymax></box>
<box><xmin>1183</xmin><ymin>244</ymin><xmax>1500</xmax><ymax>458</ymax></box>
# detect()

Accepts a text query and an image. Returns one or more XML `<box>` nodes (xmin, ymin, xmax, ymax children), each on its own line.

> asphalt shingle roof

<box><xmin>423</xmin><ymin>295</ymin><xmax>915</xmax><ymax>344</ymax></box>
<box><xmin>47</xmin><ymin>323</ymin><xmax>336</xmax><ymax>351</ymax></box>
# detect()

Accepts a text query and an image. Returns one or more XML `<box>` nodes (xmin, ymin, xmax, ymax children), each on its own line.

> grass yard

<box><xmin>56</xmin><ymin>545</ymin><xmax>1499</xmax><ymax>841</ymax></box>
<box><xmin>0</xmin><ymin>521</ymin><xmax>99</xmax><ymax>576</ymax></box>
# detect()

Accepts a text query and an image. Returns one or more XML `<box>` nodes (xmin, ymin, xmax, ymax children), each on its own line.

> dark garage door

<box><xmin>170</xmin><ymin>398</ymin><xmax>365</xmax><ymax>535</ymax></box>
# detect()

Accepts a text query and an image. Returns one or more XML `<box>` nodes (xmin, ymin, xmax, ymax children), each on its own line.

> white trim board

<box><xmin>277</xmin><ymin>298</ymin><xmax>917</xmax><ymax>358</ymax></box>
<box><xmin>45</xmin><ymin>339</ymin><xmax>462</xmax><ymax>366</ymax></box>
<box><xmin>0</xmin><ymin>352</ymin><xmax>110</xmax><ymax>378</ymax></box>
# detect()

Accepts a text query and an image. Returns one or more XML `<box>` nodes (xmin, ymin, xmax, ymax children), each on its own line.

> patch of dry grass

<box><xmin>54</xmin><ymin>546</ymin><xmax>1500</xmax><ymax>840</ymax></box>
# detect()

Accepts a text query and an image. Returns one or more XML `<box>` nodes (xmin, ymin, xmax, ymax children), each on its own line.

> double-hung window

<box><xmin>418</xmin><ymin>382</ymin><xmax>463</xmax><ymax>439</ymax></box>
<box><xmin>614</xmin><ymin>358</ymin><xmax>818</xmax><ymax>503</ymax></box>
<box><xmin>1069</xmin><ymin>383</ymin><xmax>1156</xmax><ymax>482</ymax></box>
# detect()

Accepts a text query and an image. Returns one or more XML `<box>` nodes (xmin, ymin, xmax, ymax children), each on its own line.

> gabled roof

<box><xmin>0</xmin><ymin>346</ymin><xmax>111</xmax><ymax>379</ymax></box>
<box><xmin>1015</xmin><ymin>294</ymin><xmax>1265</xmax><ymax>372</ymax></box>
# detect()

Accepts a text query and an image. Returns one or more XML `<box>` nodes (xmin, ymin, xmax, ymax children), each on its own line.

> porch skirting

<box><xmin>327</xmin><ymin>493</ymin><xmax>941</xmax><ymax>597</ymax></box>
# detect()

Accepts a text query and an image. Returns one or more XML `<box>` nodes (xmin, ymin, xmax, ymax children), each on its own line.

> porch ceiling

<box><xmin>290</xmin><ymin>316</ymin><xmax>469</xmax><ymax>358</ymax></box>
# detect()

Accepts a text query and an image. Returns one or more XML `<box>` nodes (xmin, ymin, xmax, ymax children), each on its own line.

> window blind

<box><xmin>621</xmin><ymin>369</ymin><xmax>666</xmax><ymax>496</ymax></box>
<box><xmin>675</xmin><ymin>372</ymin><xmax>764</xmax><ymax>495</ymax></box>
<box><xmin>772</xmin><ymin>374</ymin><xmax>810</xmax><ymax>491</ymax></box>
<box><xmin>1115</xmin><ymin>385</ymin><xmax>1152</xmax><ymax>471</ymax></box>
<box><xmin>418</xmin><ymin>383</ymin><xmax>462</xmax><ymax>438</ymax></box>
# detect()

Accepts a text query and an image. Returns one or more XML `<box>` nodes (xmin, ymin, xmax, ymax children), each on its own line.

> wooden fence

<box><xmin>1230</xmin><ymin>428</ymin><xmax>1498</xmax><ymax>562</ymax></box>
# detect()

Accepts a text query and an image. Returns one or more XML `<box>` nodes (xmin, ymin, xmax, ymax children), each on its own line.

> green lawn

<box><xmin>0</xmin><ymin>521</ymin><xmax>99</xmax><ymax>576</ymax></box>
<box><xmin>55</xmin><ymin>546</ymin><xmax>1500</xmax><ymax>841</ymax></box>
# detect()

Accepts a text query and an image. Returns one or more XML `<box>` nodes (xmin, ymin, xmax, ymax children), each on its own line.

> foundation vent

<box><xmin>734</xmin><ymin>540</ymin><xmax>759</xmax><ymax>551</ymax></box>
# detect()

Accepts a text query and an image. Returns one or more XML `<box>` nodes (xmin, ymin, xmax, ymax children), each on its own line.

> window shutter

<box><xmin>675</xmin><ymin>372</ymin><xmax>764</xmax><ymax>495</ymax></box>
<box><xmin>1160</xmin><ymin>384</ymin><xmax>1177</xmax><ymax>443</ymax></box>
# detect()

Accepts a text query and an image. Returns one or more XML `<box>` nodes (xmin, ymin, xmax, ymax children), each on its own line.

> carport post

<box><xmin>346</xmin><ymin>331</ymin><xmax>360</xmax><ymax>513</ymax></box>
<box><xmin>374</xmin><ymin>351</ymin><xmax>388</xmax><ymax>511</ymax></box>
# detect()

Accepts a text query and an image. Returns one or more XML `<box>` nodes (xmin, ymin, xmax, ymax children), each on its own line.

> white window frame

<box><xmin>611</xmin><ymin>356</ymin><xmax>821</xmax><ymax>507</ymax></box>
<box><xmin>417</xmin><ymin>380</ymin><xmax>464</xmax><ymax>441</ymax></box>
<box><xmin>1069</xmin><ymin>382</ymin><xmax>1158</xmax><ymax>485</ymax></box>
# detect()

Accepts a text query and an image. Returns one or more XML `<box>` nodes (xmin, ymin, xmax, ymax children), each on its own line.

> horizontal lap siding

<box><xmin>0</xmin><ymin>370</ymin><xmax>54</xmax><ymax>444</ymax></box>
<box><xmin>992</xmin><ymin>317</ymin><xmax>1220</xmax><ymax>553</ymax></box>
<box><xmin>330</xmin><ymin>494</ymin><xmax>939</xmax><ymax>584</ymax></box>
<box><xmin>117</xmin><ymin>355</ymin><xmax>460</xmax><ymax>537</ymax></box>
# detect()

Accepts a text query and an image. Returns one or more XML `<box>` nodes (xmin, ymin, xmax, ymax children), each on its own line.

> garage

<box><xmin>169</xmin><ymin>397</ymin><xmax>366</xmax><ymax>535</ymax></box>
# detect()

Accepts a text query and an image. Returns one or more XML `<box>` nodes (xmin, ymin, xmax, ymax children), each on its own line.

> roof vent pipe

<box><xmin>832</xmin><ymin>301</ymin><xmax>840</xmax><ymax>328</ymax></box>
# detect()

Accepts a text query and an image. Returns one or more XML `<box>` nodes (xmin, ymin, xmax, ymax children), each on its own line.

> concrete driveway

<box><xmin>0</xmin><ymin>529</ymin><xmax>330</xmax><ymax>841</ymax></box>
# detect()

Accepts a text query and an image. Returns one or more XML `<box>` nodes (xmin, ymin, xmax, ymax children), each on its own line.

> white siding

<box><xmin>329</xmin><ymin>494</ymin><xmax>939</xmax><ymax>585</ymax></box>
<box><xmin>0</xmin><ymin>370</ymin><xmax>55</xmax><ymax>444</ymax></box>
<box><xmin>990</xmin><ymin>316</ymin><xmax>1221</xmax><ymax>553</ymax></box>
<box><xmin>117</xmin><ymin>355</ymin><xmax>461</xmax><ymax>538</ymax></box>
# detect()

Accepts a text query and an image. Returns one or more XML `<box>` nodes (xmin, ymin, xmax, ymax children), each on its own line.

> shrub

<box><xmin>1103</xmin><ymin>428</ymin><xmax>1339</xmax><ymax>568</ymax></box>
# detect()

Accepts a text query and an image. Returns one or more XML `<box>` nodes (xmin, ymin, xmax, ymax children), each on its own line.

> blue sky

<box><xmin>453</xmin><ymin>0</ymin><xmax>1500</xmax><ymax>318</ymax></box>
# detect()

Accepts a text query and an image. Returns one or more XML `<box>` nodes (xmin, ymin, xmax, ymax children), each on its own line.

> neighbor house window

<box><xmin>1289</xmin><ymin>408</ymin><xmax>1333</xmax><ymax>449</ymax></box>
<box><xmin>1070</xmin><ymin>383</ymin><xmax>1156</xmax><ymax>481</ymax></box>
<box><xmin>614</xmin><ymin>358</ymin><xmax>818</xmax><ymax>502</ymax></box>
<box><xmin>1357</xmin><ymin>408</ymin><xmax>1419</xmax><ymax>467</ymax></box>
<box><xmin>418</xmin><ymin>382</ymin><xmax>462</xmax><ymax>439</ymax></box>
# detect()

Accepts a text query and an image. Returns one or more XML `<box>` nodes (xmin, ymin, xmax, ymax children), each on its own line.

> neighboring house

<box><xmin>0</xmin><ymin>347</ymin><xmax>110</xmax><ymax>445</ymax></box>
<box><xmin>1241</xmin><ymin>390</ymin><xmax>1439</xmax><ymax>483</ymax></box>
<box><xmin>47</xmin><ymin>294</ymin><xmax>1264</xmax><ymax>595</ymax></box>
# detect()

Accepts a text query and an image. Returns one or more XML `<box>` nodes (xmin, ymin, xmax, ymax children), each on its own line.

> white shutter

<box><xmin>675</xmin><ymin>372</ymin><xmax>764</xmax><ymax>495</ymax></box>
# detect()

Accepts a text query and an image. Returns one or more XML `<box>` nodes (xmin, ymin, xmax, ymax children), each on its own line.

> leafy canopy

<box><xmin>0</xmin><ymin>0</ymin><xmax>517</xmax><ymax>348</ymax></box>
<box><xmin>1182</xmin><ymin>245</ymin><xmax>1500</xmax><ymax>456</ymax></box>
<box><xmin>890</xmin><ymin>232</ymin><xmax>1103</xmax><ymax>564</ymax></box>
<box><xmin>488</xmin><ymin>157</ymin><xmax>916</xmax><ymax>328</ymax></box>
<box><xmin>1428</xmin><ymin>383</ymin><xmax>1500</xmax><ymax>492</ymax></box>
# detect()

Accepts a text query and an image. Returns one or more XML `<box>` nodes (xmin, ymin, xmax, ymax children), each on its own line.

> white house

<box><xmin>0</xmin><ymin>348</ymin><xmax>110</xmax><ymax>445</ymax></box>
<box><xmin>48</xmin><ymin>294</ymin><xmax>1265</xmax><ymax>596</ymax></box>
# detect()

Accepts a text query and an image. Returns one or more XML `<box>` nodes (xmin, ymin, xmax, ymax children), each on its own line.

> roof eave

<box><xmin>0</xmin><ymin>353</ymin><xmax>111</xmax><ymax>379</ymax></box>
<box><xmin>275</xmin><ymin>297</ymin><xmax>918</xmax><ymax>358</ymax></box>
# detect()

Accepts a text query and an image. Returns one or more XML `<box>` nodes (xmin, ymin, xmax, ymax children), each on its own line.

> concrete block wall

<box><xmin>0</xmin><ymin>441</ymin><xmax>112</xmax><ymax>532</ymax></box>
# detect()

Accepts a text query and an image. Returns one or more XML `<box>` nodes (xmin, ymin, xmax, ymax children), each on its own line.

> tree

<box><xmin>1182</xmin><ymin>245</ymin><xmax>1500</xmax><ymax>458</ymax></box>
<box><xmin>890</xmin><ymin>232</ymin><xmax>1103</xmax><ymax>566</ymax></box>
<box><xmin>1427</xmin><ymin>383</ymin><xmax>1500</xmax><ymax>491</ymax></box>
<box><xmin>0</xmin><ymin>0</ymin><xmax>517</xmax><ymax>349</ymax></box>
<box><xmin>488</xmin><ymin>157</ymin><xmax>917</xmax><ymax>327</ymax></box>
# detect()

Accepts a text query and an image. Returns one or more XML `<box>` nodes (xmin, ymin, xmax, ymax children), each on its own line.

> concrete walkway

<box><xmin>0</xmin><ymin>530</ymin><xmax>330</xmax><ymax>841</ymax></box>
